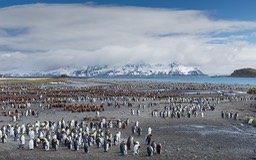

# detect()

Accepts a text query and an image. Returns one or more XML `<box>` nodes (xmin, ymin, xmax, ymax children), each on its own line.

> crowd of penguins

<box><xmin>1</xmin><ymin>82</ymin><xmax>255</xmax><ymax>158</ymax></box>
<box><xmin>0</xmin><ymin>117</ymin><xmax>162</xmax><ymax>157</ymax></box>
<box><xmin>1</xmin><ymin>94</ymin><xmax>254</xmax><ymax>158</ymax></box>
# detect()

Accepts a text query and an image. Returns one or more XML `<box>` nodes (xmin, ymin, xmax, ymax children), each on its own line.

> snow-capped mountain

<box><xmin>5</xmin><ymin>62</ymin><xmax>206</xmax><ymax>77</ymax></box>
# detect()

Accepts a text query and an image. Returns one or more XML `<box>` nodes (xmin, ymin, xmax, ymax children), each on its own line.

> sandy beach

<box><xmin>0</xmin><ymin>78</ymin><xmax>255</xmax><ymax>160</ymax></box>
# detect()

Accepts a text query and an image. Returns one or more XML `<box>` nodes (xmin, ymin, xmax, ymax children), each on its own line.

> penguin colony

<box><xmin>0</xmin><ymin>79</ymin><xmax>255</xmax><ymax>158</ymax></box>
<box><xmin>0</xmin><ymin>117</ymin><xmax>163</xmax><ymax>157</ymax></box>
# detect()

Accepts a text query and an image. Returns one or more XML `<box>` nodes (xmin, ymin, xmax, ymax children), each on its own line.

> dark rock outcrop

<box><xmin>230</xmin><ymin>68</ymin><xmax>256</xmax><ymax>77</ymax></box>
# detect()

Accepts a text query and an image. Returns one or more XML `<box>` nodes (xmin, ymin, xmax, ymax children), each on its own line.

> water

<box><xmin>160</xmin><ymin>124</ymin><xmax>256</xmax><ymax>137</ymax></box>
<box><xmin>96</xmin><ymin>76</ymin><xmax>256</xmax><ymax>85</ymax></box>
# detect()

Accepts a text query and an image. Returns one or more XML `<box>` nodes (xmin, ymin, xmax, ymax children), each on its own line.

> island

<box><xmin>230</xmin><ymin>68</ymin><xmax>256</xmax><ymax>77</ymax></box>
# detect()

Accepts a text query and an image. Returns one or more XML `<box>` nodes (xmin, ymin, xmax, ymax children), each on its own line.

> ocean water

<box><xmin>97</xmin><ymin>76</ymin><xmax>256</xmax><ymax>86</ymax></box>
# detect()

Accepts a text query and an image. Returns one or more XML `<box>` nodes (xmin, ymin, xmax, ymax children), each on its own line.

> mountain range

<box><xmin>5</xmin><ymin>62</ymin><xmax>206</xmax><ymax>77</ymax></box>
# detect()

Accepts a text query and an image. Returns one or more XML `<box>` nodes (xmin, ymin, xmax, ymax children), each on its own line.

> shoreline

<box><xmin>1</xmin><ymin>76</ymin><xmax>256</xmax><ymax>86</ymax></box>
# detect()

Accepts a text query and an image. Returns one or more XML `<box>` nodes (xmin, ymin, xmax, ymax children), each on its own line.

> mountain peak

<box><xmin>169</xmin><ymin>61</ymin><xmax>179</xmax><ymax>67</ymax></box>
<box><xmin>4</xmin><ymin>62</ymin><xmax>206</xmax><ymax>77</ymax></box>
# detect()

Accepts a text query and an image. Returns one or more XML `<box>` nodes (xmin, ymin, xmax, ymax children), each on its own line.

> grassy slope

<box><xmin>0</xmin><ymin>77</ymin><xmax>67</xmax><ymax>85</ymax></box>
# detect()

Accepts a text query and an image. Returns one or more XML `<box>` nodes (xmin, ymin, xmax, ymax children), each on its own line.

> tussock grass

<box><xmin>0</xmin><ymin>78</ymin><xmax>67</xmax><ymax>85</ymax></box>
<box><xmin>243</xmin><ymin>116</ymin><xmax>250</xmax><ymax>123</ymax></box>
<box><xmin>247</xmin><ymin>87</ymin><xmax>256</xmax><ymax>94</ymax></box>
<box><xmin>243</xmin><ymin>115</ymin><xmax>256</xmax><ymax>126</ymax></box>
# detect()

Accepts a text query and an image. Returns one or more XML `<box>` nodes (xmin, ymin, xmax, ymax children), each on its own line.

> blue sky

<box><xmin>1</xmin><ymin>0</ymin><xmax>256</xmax><ymax>21</ymax></box>
<box><xmin>0</xmin><ymin>0</ymin><xmax>256</xmax><ymax>75</ymax></box>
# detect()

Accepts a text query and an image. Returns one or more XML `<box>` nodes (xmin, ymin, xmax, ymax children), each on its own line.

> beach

<box><xmin>0</xmin><ymin>78</ymin><xmax>255</xmax><ymax>160</ymax></box>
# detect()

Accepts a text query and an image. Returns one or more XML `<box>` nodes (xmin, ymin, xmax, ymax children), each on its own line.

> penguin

<box><xmin>147</xmin><ymin>127</ymin><xmax>152</xmax><ymax>135</ymax></box>
<box><xmin>121</xmin><ymin>122</ymin><xmax>126</xmax><ymax>129</ymax></box>
<box><xmin>131</xmin><ymin>109</ymin><xmax>135</xmax><ymax>115</ymax></box>
<box><xmin>137</xmin><ymin>109</ymin><xmax>140</xmax><ymax>116</ymax></box>
<box><xmin>103</xmin><ymin>139</ymin><xmax>109</xmax><ymax>152</ymax></box>
<box><xmin>113</xmin><ymin>135</ymin><xmax>118</xmax><ymax>145</ymax></box>
<box><xmin>51</xmin><ymin>138</ymin><xmax>59</xmax><ymax>151</ymax></box>
<box><xmin>147</xmin><ymin>146</ymin><xmax>154</xmax><ymax>156</ymax></box>
<box><xmin>84</xmin><ymin>142</ymin><xmax>89</xmax><ymax>153</ymax></box>
<box><xmin>14</xmin><ymin>127</ymin><xmax>19</xmax><ymax>141</ymax></box>
<box><xmin>73</xmin><ymin>139</ymin><xmax>79</xmax><ymax>151</ymax></box>
<box><xmin>146</xmin><ymin>134</ymin><xmax>152</xmax><ymax>145</ymax></box>
<box><xmin>88</xmin><ymin>135</ymin><xmax>93</xmax><ymax>147</ymax></box>
<box><xmin>29</xmin><ymin>139</ymin><xmax>34</xmax><ymax>150</ymax></box>
<box><xmin>156</xmin><ymin>143</ymin><xmax>162</xmax><ymax>154</ymax></box>
<box><xmin>234</xmin><ymin>112</ymin><xmax>239</xmax><ymax>120</ymax></box>
<box><xmin>160</xmin><ymin>111</ymin><xmax>163</xmax><ymax>118</ymax></box>
<box><xmin>34</xmin><ymin>138</ymin><xmax>40</xmax><ymax>147</ymax></box>
<box><xmin>117</xmin><ymin>120</ymin><xmax>122</xmax><ymax>129</ymax></box>
<box><xmin>127</xmin><ymin>136</ymin><xmax>134</xmax><ymax>150</ymax></box>
<box><xmin>116</xmin><ymin>131</ymin><xmax>121</xmax><ymax>144</ymax></box>
<box><xmin>123</xmin><ymin>143</ymin><xmax>127</xmax><ymax>156</ymax></box>
<box><xmin>67</xmin><ymin>138</ymin><xmax>72</xmax><ymax>150</ymax></box>
<box><xmin>120</xmin><ymin>141</ymin><xmax>127</xmax><ymax>156</ymax></box>
<box><xmin>135</xmin><ymin>121</ymin><xmax>139</xmax><ymax>127</ymax></box>
<box><xmin>10</xmin><ymin>126</ymin><xmax>14</xmax><ymax>137</ymax></box>
<box><xmin>120</xmin><ymin>141</ymin><xmax>124</xmax><ymax>152</ymax></box>
<box><xmin>56</xmin><ymin>131</ymin><xmax>62</xmax><ymax>143</ymax></box>
<box><xmin>2</xmin><ymin>133</ymin><xmax>7</xmax><ymax>143</ymax></box>
<box><xmin>107</xmin><ymin>135</ymin><xmax>112</xmax><ymax>148</ymax></box>
<box><xmin>133</xmin><ymin>141</ymin><xmax>140</xmax><ymax>155</ymax></box>
<box><xmin>188</xmin><ymin>112</ymin><xmax>191</xmax><ymax>118</ymax></box>
<box><xmin>29</xmin><ymin>129</ymin><xmax>35</xmax><ymax>139</ymax></box>
<box><xmin>12</xmin><ymin>115</ymin><xmax>16</xmax><ymax>122</ymax></box>
<box><xmin>132</xmin><ymin>125</ymin><xmax>137</xmax><ymax>134</ymax></box>
<box><xmin>44</xmin><ymin>138</ymin><xmax>50</xmax><ymax>151</ymax></box>
<box><xmin>151</xmin><ymin>141</ymin><xmax>157</xmax><ymax>153</ymax></box>
<box><xmin>137</xmin><ymin>127</ymin><xmax>142</xmax><ymax>136</ymax></box>
<box><xmin>18</xmin><ymin>134</ymin><xmax>25</xmax><ymax>149</ymax></box>
<box><xmin>125</xmin><ymin>118</ymin><xmax>130</xmax><ymax>126</ymax></box>
<box><xmin>108</xmin><ymin>120</ymin><xmax>113</xmax><ymax>128</ymax></box>
<box><xmin>177</xmin><ymin>112</ymin><xmax>181</xmax><ymax>118</ymax></box>
<box><xmin>201</xmin><ymin>112</ymin><xmax>204</xmax><ymax>118</ymax></box>
<box><xmin>221</xmin><ymin>111</ymin><xmax>224</xmax><ymax>118</ymax></box>
<box><xmin>96</xmin><ymin>137</ymin><xmax>101</xmax><ymax>148</ymax></box>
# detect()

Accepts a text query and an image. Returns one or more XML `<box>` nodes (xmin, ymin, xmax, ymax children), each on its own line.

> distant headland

<box><xmin>230</xmin><ymin>68</ymin><xmax>256</xmax><ymax>77</ymax></box>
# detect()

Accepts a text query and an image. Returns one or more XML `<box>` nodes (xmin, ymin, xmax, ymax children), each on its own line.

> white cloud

<box><xmin>0</xmin><ymin>4</ymin><xmax>256</xmax><ymax>75</ymax></box>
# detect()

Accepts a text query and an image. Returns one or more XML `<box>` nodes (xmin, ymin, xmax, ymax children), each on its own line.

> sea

<box><xmin>96</xmin><ymin>76</ymin><xmax>256</xmax><ymax>86</ymax></box>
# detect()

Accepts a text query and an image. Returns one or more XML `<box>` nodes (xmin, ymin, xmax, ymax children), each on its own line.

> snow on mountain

<box><xmin>46</xmin><ymin>65</ymin><xmax>80</xmax><ymax>76</ymax></box>
<box><xmin>5</xmin><ymin>62</ymin><xmax>206</xmax><ymax>77</ymax></box>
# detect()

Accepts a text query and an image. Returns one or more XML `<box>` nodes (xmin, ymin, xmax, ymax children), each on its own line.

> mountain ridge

<box><xmin>4</xmin><ymin>62</ymin><xmax>206</xmax><ymax>77</ymax></box>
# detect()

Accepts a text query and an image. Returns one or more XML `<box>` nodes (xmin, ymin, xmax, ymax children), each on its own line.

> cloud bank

<box><xmin>0</xmin><ymin>4</ymin><xmax>256</xmax><ymax>75</ymax></box>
